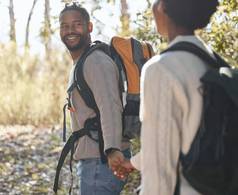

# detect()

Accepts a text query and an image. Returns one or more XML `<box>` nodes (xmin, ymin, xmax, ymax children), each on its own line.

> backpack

<box><xmin>161</xmin><ymin>41</ymin><xmax>238</xmax><ymax>195</ymax></box>
<box><xmin>53</xmin><ymin>36</ymin><xmax>154</xmax><ymax>194</ymax></box>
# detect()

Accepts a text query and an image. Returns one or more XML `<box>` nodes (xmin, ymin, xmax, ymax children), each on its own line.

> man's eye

<box><xmin>60</xmin><ymin>25</ymin><xmax>67</xmax><ymax>29</ymax></box>
<box><xmin>75</xmin><ymin>22</ymin><xmax>84</xmax><ymax>26</ymax></box>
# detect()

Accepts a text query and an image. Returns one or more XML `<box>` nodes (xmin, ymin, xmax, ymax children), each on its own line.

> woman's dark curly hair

<box><xmin>162</xmin><ymin>0</ymin><xmax>219</xmax><ymax>30</ymax></box>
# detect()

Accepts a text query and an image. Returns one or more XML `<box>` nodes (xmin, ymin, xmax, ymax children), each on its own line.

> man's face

<box><xmin>59</xmin><ymin>10</ymin><xmax>91</xmax><ymax>51</ymax></box>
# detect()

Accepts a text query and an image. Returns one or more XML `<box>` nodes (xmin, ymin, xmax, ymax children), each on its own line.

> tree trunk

<box><xmin>120</xmin><ymin>0</ymin><xmax>130</xmax><ymax>36</ymax></box>
<box><xmin>44</xmin><ymin>0</ymin><xmax>51</xmax><ymax>56</ymax></box>
<box><xmin>8</xmin><ymin>0</ymin><xmax>16</xmax><ymax>42</ymax></box>
<box><xmin>25</xmin><ymin>0</ymin><xmax>38</xmax><ymax>50</ymax></box>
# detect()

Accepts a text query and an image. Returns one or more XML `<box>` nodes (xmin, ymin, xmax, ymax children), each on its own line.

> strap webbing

<box><xmin>62</xmin><ymin>103</ymin><xmax>68</xmax><ymax>142</ymax></box>
<box><xmin>62</xmin><ymin>92</ymin><xmax>75</xmax><ymax>142</ymax></box>
<box><xmin>53</xmin><ymin>129</ymin><xmax>90</xmax><ymax>194</ymax></box>
<box><xmin>131</xmin><ymin>38</ymin><xmax>145</xmax><ymax>74</ymax></box>
<box><xmin>146</xmin><ymin>42</ymin><xmax>153</xmax><ymax>58</ymax></box>
<box><xmin>160</xmin><ymin>41</ymin><xmax>229</xmax><ymax>69</ymax></box>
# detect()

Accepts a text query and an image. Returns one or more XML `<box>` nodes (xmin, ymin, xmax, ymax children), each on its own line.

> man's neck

<box><xmin>70</xmin><ymin>44</ymin><xmax>90</xmax><ymax>64</ymax></box>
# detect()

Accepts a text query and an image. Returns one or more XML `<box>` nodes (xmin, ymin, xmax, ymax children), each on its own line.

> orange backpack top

<box><xmin>111</xmin><ymin>36</ymin><xmax>153</xmax><ymax>94</ymax></box>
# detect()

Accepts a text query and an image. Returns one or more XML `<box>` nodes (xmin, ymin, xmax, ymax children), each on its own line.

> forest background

<box><xmin>0</xmin><ymin>0</ymin><xmax>237</xmax><ymax>194</ymax></box>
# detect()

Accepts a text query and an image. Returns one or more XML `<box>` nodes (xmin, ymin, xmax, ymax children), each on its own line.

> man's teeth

<box><xmin>67</xmin><ymin>36</ymin><xmax>78</xmax><ymax>40</ymax></box>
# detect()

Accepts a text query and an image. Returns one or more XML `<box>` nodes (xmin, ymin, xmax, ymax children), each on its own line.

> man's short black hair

<box><xmin>162</xmin><ymin>0</ymin><xmax>219</xmax><ymax>30</ymax></box>
<box><xmin>60</xmin><ymin>2</ymin><xmax>90</xmax><ymax>23</ymax></box>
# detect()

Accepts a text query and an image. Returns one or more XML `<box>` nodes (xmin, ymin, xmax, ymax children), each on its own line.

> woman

<box><xmin>120</xmin><ymin>0</ymin><xmax>219</xmax><ymax>194</ymax></box>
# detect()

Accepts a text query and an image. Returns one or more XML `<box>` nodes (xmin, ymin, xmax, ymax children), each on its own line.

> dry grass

<box><xmin>0</xmin><ymin>42</ymin><xmax>71</xmax><ymax>126</ymax></box>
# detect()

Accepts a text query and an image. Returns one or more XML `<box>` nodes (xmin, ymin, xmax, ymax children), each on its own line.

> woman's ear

<box><xmin>152</xmin><ymin>0</ymin><xmax>169</xmax><ymax>37</ymax></box>
<box><xmin>160</xmin><ymin>0</ymin><xmax>167</xmax><ymax>13</ymax></box>
<box><xmin>88</xmin><ymin>22</ymin><xmax>93</xmax><ymax>33</ymax></box>
<box><xmin>152</xmin><ymin>1</ymin><xmax>159</xmax><ymax>18</ymax></box>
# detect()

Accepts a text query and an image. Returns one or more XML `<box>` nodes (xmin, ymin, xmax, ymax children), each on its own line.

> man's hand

<box><xmin>107</xmin><ymin>150</ymin><xmax>125</xmax><ymax>169</ymax></box>
<box><xmin>111</xmin><ymin>159</ymin><xmax>135</xmax><ymax>180</ymax></box>
<box><xmin>107</xmin><ymin>149</ymin><xmax>135</xmax><ymax>180</ymax></box>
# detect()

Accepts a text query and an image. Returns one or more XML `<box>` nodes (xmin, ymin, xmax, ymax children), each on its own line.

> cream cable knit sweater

<box><xmin>131</xmin><ymin>36</ymin><xmax>214</xmax><ymax>195</ymax></box>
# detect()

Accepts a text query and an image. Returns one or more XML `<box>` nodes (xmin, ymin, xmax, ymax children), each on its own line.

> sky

<box><xmin>0</xmin><ymin>0</ymin><xmax>150</xmax><ymax>55</ymax></box>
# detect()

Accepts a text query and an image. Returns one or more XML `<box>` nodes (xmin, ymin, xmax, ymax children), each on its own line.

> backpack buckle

<box><xmin>66</xmin><ymin>97</ymin><xmax>75</xmax><ymax>112</ymax></box>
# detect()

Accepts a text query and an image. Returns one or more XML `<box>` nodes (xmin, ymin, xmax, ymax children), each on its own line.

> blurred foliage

<box><xmin>0</xmin><ymin>42</ymin><xmax>71</xmax><ymax>125</ymax></box>
<box><xmin>198</xmin><ymin>0</ymin><xmax>238</xmax><ymax>66</ymax></box>
<box><xmin>132</xmin><ymin>1</ymin><xmax>166</xmax><ymax>52</ymax></box>
<box><xmin>132</xmin><ymin>0</ymin><xmax>237</xmax><ymax>66</ymax></box>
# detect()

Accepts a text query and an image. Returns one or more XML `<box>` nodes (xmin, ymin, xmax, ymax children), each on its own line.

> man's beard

<box><xmin>63</xmin><ymin>34</ymin><xmax>88</xmax><ymax>51</ymax></box>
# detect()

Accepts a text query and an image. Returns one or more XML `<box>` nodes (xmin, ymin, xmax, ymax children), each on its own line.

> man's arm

<box><xmin>83</xmin><ymin>50</ymin><xmax>124</xmax><ymax>162</ymax></box>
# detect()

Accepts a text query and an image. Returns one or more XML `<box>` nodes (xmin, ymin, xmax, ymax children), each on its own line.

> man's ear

<box><xmin>88</xmin><ymin>22</ymin><xmax>93</xmax><ymax>33</ymax></box>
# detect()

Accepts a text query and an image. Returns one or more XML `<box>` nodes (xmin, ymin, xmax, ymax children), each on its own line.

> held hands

<box><xmin>107</xmin><ymin>150</ymin><xmax>135</xmax><ymax>180</ymax></box>
<box><xmin>112</xmin><ymin>159</ymin><xmax>135</xmax><ymax>180</ymax></box>
<box><xmin>107</xmin><ymin>150</ymin><xmax>125</xmax><ymax>168</ymax></box>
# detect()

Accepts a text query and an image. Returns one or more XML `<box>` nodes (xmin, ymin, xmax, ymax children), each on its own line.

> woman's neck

<box><xmin>167</xmin><ymin>24</ymin><xmax>194</xmax><ymax>42</ymax></box>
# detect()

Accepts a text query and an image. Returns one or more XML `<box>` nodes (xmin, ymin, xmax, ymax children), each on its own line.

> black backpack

<box><xmin>162</xmin><ymin>42</ymin><xmax>238</xmax><ymax>195</ymax></box>
<box><xmin>53</xmin><ymin>37</ymin><xmax>154</xmax><ymax>194</ymax></box>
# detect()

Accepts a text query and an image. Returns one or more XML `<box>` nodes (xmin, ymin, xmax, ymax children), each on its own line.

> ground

<box><xmin>0</xmin><ymin>126</ymin><xmax>140</xmax><ymax>195</ymax></box>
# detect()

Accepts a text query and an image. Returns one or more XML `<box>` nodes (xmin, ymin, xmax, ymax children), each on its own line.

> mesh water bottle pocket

<box><xmin>122</xmin><ymin>94</ymin><xmax>141</xmax><ymax>139</ymax></box>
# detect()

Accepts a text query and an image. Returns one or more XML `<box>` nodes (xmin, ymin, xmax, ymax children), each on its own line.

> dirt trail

<box><xmin>0</xmin><ymin>126</ymin><xmax>139</xmax><ymax>195</ymax></box>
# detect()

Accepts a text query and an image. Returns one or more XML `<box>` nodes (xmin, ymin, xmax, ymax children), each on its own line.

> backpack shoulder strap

<box><xmin>160</xmin><ymin>41</ymin><xmax>230</xmax><ymax>69</ymax></box>
<box><xmin>146</xmin><ymin>42</ymin><xmax>154</xmax><ymax>58</ymax></box>
<box><xmin>71</xmin><ymin>41</ymin><xmax>110</xmax><ymax>164</ymax></box>
<box><xmin>131</xmin><ymin>37</ymin><xmax>146</xmax><ymax>73</ymax></box>
<box><xmin>73</xmin><ymin>41</ymin><xmax>110</xmax><ymax>112</ymax></box>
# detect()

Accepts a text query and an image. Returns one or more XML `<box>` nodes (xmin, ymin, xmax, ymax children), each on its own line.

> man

<box><xmin>59</xmin><ymin>3</ymin><xmax>130</xmax><ymax>195</ymax></box>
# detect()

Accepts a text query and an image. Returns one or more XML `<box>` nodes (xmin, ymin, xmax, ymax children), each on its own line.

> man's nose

<box><xmin>67</xmin><ymin>24</ymin><xmax>76</xmax><ymax>34</ymax></box>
